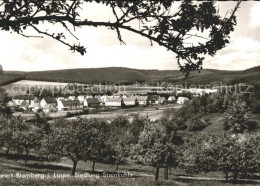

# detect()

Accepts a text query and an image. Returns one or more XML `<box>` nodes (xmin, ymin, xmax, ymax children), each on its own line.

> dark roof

<box><xmin>87</xmin><ymin>98</ymin><xmax>101</xmax><ymax>104</ymax></box>
<box><xmin>61</xmin><ymin>100</ymin><xmax>81</xmax><ymax>107</ymax></box>
<box><xmin>20</xmin><ymin>101</ymin><xmax>29</xmax><ymax>107</ymax></box>
<box><xmin>148</xmin><ymin>95</ymin><xmax>160</xmax><ymax>101</ymax></box>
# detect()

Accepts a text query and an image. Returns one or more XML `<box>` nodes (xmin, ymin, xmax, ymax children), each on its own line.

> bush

<box><xmin>188</xmin><ymin>117</ymin><xmax>207</xmax><ymax>131</ymax></box>
<box><xmin>245</xmin><ymin>119</ymin><xmax>259</xmax><ymax>131</ymax></box>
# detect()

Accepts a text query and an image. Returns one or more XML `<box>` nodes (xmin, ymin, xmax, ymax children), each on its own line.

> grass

<box><xmin>0</xmin><ymin>154</ymin><xmax>259</xmax><ymax>185</ymax></box>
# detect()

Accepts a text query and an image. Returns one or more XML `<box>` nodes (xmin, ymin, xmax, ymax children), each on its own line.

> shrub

<box><xmin>188</xmin><ymin>117</ymin><xmax>207</xmax><ymax>131</ymax></box>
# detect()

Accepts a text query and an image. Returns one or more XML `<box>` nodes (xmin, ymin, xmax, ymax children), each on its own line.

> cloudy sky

<box><xmin>0</xmin><ymin>1</ymin><xmax>260</xmax><ymax>71</ymax></box>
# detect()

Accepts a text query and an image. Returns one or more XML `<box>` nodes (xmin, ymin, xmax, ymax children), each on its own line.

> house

<box><xmin>57</xmin><ymin>99</ymin><xmax>82</xmax><ymax>111</ymax></box>
<box><xmin>167</xmin><ymin>96</ymin><xmax>176</xmax><ymax>103</ymax></box>
<box><xmin>176</xmin><ymin>97</ymin><xmax>189</xmax><ymax>104</ymax></box>
<box><xmin>20</xmin><ymin>101</ymin><xmax>30</xmax><ymax>111</ymax></box>
<box><xmin>159</xmin><ymin>97</ymin><xmax>166</xmax><ymax>104</ymax></box>
<box><xmin>148</xmin><ymin>95</ymin><xmax>160</xmax><ymax>105</ymax></box>
<box><xmin>100</xmin><ymin>95</ymin><xmax>108</xmax><ymax>103</ymax></box>
<box><xmin>29</xmin><ymin>102</ymin><xmax>40</xmax><ymax>113</ymax></box>
<box><xmin>6</xmin><ymin>101</ymin><xmax>17</xmax><ymax>112</ymax></box>
<box><xmin>43</xmin><ymin>104</ymin><xmax>57</xmax><ymax>113</ymax></box>
<box><xmin>30</xmin><ymin>97</ymin><xmax>40</xmax><ymax>107</ymax></box>
<box><xmin>86</xmin><ymin>98</ymin><xmax>101</xmax><ymax>108</ymax></box>
<box><xmin>105</xmin><ymin>97</ymin><xmax>123</xmax><ymax>107</ymax></box>
<box><xmin>123</xmin><ymin>97</ymin><xmax>138</xmax><ymax>107</ymax></box>
<box><xmin>136</xmin><ymin>96</ymin><xmax>148</xmax><ymax>106</ymax></box>
<box><xmin>40</xmin><ymin>97</ymin><xmax>57</xmax><ymax>108</ymax></box>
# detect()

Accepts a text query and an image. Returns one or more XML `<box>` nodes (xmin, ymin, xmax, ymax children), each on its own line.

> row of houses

<box><xmin>7</xmin><ymin>94</ymin><xmax>188</xmax><ymax>113</ymax></box>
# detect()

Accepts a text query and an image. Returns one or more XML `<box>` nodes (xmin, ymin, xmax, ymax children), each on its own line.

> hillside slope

<box><xmin>0</xmin><ymin>66</ymin><xmax>259</xmax><ymax>86</ymax></box>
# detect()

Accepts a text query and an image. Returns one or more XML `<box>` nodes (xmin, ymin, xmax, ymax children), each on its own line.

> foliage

<box><xmin>42</xmin><ymin>118</ymin><xmax>110</xmax><ymax>175</ymax></box>
<box><xmin>224</xmin><ymin>98</ymin><xmax>251</xmax><ymax>133</ymax></box>
<box><xmin>183</xmin><ymin>133</ymin><xmax>260</xmax><ymax>183</ymax></box>
<box><xmin>0</xmin><ymin>118</ymin><xmax>44</xmax><ymax>165</ymax></box>
<box><xmin>188</xmin><ymin>115</ymin><xmax>208</xmax><ymax>131</ymax></box>
<box><xmin>0</xmin><ymin>1</ymin><xmax>241</xmax><ymax>74</ymax></box>
<box><xmin>131</xmin><ymin>121</ymin><xmax>181</xmax><ymax>180</ymax></box>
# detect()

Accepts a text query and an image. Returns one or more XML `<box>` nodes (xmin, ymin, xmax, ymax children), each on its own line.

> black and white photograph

<box><xmin>0</xmin><ymin>0</ymin><xmax>259</xmax><ymax>185</ymax></box>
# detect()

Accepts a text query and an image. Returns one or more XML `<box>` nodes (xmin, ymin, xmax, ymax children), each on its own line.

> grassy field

<box><xmin>0</xmin><ymin>154</ymin><xmax>259</xmax><ymax>185</ymax></box>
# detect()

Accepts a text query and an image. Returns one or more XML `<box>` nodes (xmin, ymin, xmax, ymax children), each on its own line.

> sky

<box><xmin>0</xmin><ymin>1</ymin><xmax>260</xmax><ymax>72</ymax></box>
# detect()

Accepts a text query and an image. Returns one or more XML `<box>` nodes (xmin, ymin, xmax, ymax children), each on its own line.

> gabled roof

<box><xmin>60</xmin><ymin>99</ymin><xmax>81</xmax><ymax>107</ymax></box>
<box><xmin>7</xmin><ymin>101</ymin><xmax>17</xmax><ymax>107</ymax></box>
<box><xmin>168</xmin><ymin>96</ymin><xmax>176</xmax><ymax>100</ymax></box>
<box><xmin>177</xmin><ymin>97</ymin><xmax>189</xmax><ymax>101</ymax></box>
<box><xmin>33</xmin><ymin>97</ymin><xmax>40</xmax><ymax>103</ymax></box>
<box><xmin>20</xmin><ymin>101</ymin><xmax>29</xmax><ymax>107</ymax></box>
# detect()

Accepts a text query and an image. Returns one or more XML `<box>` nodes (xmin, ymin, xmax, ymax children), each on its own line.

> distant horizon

<box><xmin>3</xmin><ymin>65</ymin><xmax>259</xmax><ymax>73</ymax></box>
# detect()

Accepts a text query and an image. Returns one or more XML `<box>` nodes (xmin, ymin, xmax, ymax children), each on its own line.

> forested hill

<box><xmin>0</xmin><ymin>66</ymin><xmax>259</xmax><ymax>86</ymax></box>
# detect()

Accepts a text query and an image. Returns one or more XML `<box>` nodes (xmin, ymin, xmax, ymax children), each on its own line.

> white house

<box><xmin>105</xmin><ymin>97</ymin><xmax>123</xmax><ymax>107</ymax></box>
<box><xmin>136</xmin><ymin>96</ymin><xmax>148</xmax><ymax>106</ymax></box>
<box><xmin>168</xmin><ymin>96</ymin><xmax>176</xmax><ymax>103</ymax></box>
<box><xmin>177</xmin><ymin>97</ymin><xmax>189</xmax><ymax>104</ymax></box>
<box><xmin>123</xmin><ymin>97</ymin><xmax>137</xmax><ymax>106</ymax></box>
<box><xmin>57</xmin><ymin>99</ymin><xmax>82</xmax><ymax>111</ymax></box>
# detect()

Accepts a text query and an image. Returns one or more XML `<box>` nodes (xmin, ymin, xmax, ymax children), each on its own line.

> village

<box><xmin>3</xmin><ymin>85</ymin><xmax>220</xmax><ymax>122</ymax></box>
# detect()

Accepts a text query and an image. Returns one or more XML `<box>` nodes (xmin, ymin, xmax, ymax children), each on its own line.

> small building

<box><xmin>148</xmin><ymin>95</ymin><xmax>160</xmax><ymax>105</ymax></box>
<box><xmin>159</xmin><ymin>97</ymin><xmax>166</xmax><ymax>104</ymax></box>
<box><xmin>136</xmin><ymin>96</ymin><xmax>148</xmax><ymax>106</ymax></box>
<box><xmin>86</xmin><ymin>98</ymin><xmax>101</xmax><ymax>108</ymax></box>
<box><xmin>167</xmin><ymin>96</ymin><xmax>176</xmax><ymax>103</ymax></box>
<box><xmin>177</xmin><ymin>97</ymin><xmax>189</xmax><ymax>104</ymax></box>
<box><xmin>123</xmin><ymin>97</ymin><xmax>138</xmax><ymax>107</ymax></box>
<box><xmin>105</xmin><ymin>97</ymin><xmax>123</xmax><ymax>107</ymax></box>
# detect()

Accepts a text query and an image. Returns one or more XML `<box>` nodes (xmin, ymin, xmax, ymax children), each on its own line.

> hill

<box><xmin>0</xmin><ymin>66</ymin><xmax>259</xmax><ymax>86</ymax></box>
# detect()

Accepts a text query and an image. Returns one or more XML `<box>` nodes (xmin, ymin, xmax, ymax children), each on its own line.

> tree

<box><xmin>15</xmin><ymin>122</ymin><xmax>43</xmax><ymax>165</ymax></box>
<box><xmin>0</xmin><ymin>88</ymin><xmax>10</xmax><ymax>114</ymax></box>
<box><xmin>0</xmin><ymin>1</ymin><xmax>241</xmax><ymax>74</ymax></box>
<box><xmin>224</xmin><ymin>98</ymin><xmax>250</xmax><ymax>133</ymax></box>
<box><xmin>43</xmin><ymin>118</ymin><xmax>107</xmax><ymax>176</ymax></box>
<box><xmin>131</xmin><ymin>121</ymin><xmax>180</xmax><ymax>181</ymax></box>
<box><xmin>183</xmin><ymin>133</ymin><xmax>260</xmax><ymax>183</ymax></box>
